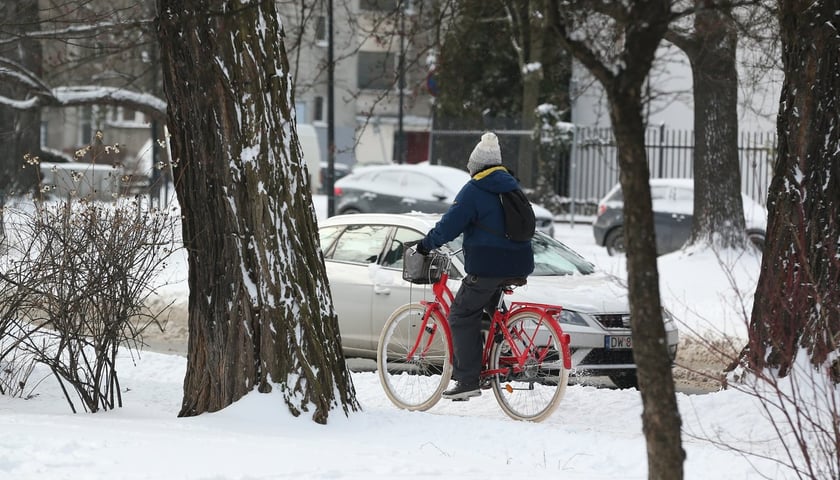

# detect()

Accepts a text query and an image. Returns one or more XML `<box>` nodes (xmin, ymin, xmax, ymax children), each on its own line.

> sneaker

<box><xmin>442</xmin><ymin>381</ymin><xmax>481</xmax><ymax>401</ymax></box>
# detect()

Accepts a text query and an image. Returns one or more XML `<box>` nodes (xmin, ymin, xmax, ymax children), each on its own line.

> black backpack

<box><xmin>476</xmin><ymin>189</ymin><xmax>536</xmax><ymax>242</ymax></box>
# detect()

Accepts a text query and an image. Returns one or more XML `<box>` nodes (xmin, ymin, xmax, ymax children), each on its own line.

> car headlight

<box><xmin>557</xmin><ymin>309</ymin><xmax>590</xmax><ymax>326</ymax></box>
<box><xmin>662</xmin><ymin>308</ymin><xmax>678</xmax><ymax>331</ymax></box>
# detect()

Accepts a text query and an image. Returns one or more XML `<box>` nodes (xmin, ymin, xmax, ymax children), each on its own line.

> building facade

<box><xmin>279</xmin><ymin>0</ymin><xmax>438</xmax><ymax>168</ymax></box>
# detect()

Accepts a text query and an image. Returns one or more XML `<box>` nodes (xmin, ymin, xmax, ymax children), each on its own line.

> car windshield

<box><xmin>444</xmin><ymin>232</ymin><xmax>594</xmax><ymax>276</ymax></box>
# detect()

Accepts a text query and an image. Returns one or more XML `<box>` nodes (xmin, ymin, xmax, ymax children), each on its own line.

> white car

<box><xmin>333</xmin><ymin>163</ymin><xmax>556</xmax><ymax>237</ymax></box>
<box><xmin>319</xmin><ymin>212</ymin><xmax>679</xmax><ymax>389</ymax></box>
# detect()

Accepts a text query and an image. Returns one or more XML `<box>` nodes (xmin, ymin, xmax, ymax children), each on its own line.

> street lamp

<box><xmin>327</xmin><ymin>0</ymin><xmax>336</xmax><ymax>216</ymax></box>
<box><xmin>396</xmin><ymin>0</ymin><xmax>406</xmax><ymax>164</ymax></box>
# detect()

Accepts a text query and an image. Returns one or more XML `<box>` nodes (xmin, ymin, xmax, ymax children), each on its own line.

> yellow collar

<box><xmin>472</xmin><ymin>165</ymin><xmax>507</xmax><ymax>180</ymax></box>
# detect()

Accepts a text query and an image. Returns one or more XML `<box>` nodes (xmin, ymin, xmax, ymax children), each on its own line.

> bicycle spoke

<box><xmin>489</xmin><ymin>312</ymin><xmax>568</xmax><ymax>422</ymax></box>
<box><xmin>377</xmin><ymin>303</ymin><xmax>452</xmax><ymax>411</ymax></box>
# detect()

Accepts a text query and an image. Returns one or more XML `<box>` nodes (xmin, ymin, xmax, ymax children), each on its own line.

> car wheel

<box><xmin>608</xmin><ymin>370</ymin><xmax>638</xmax><ymax>389</ymax></box>
<box><xmin>340</xmin><ymin>207</ymin><xmax>361</xmax><ymax>215</ymax></box>
<box><xmin>747</xmin><ymin>228</ymin><xmax>765</xmax><ymax>252</ymax></box>
<box><xmin>605</xmin><ymin>228</ymin><xmax>625</xmax><ymax>256</ymax></box>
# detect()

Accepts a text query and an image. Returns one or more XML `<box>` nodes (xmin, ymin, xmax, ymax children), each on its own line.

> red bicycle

<box><xmin>376</xmin><ymin>248</ymin><xmax>572</xmax><ymax>422</ymax></box>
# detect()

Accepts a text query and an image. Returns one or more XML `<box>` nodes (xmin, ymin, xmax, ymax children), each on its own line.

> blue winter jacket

<box><xmin>419</xmin><ymin>166</ymin><xmax>534</xmax><ymax>278</ymax></box>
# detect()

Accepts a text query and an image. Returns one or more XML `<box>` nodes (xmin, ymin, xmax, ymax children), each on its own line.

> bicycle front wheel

<box><xmin>377</xmin><ymin>303</ymin><xmax>453</xmax><ymax>411</ymax></box>
<box><xmin>489</xmin><ymin>311</ymin><xmax>569</xmax><ymax>422</ymax></box>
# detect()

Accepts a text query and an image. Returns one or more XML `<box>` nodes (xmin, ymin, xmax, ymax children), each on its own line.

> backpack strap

<box><xmin>472</xmin><ymin>193</ymin><xmax>508</xmax><ymax>239</ymax></box>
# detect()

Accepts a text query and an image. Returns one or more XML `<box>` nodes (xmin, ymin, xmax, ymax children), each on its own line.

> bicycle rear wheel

<box><xmin>377</xmin><ymin>303</ymin><xmax>453</xmax><ymax>411</ymax></box>
<box><xmin>489</xmin><ymin>311</ymin><xmax>569</xmax><ymax>422</ymax></box>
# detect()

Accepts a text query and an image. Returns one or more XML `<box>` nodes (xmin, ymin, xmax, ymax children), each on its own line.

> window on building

<box><xmin>107</xmin><ymin>107</ymin><xmax>147</xmax><ymax>127</ymax></box>
<box><xmin>80</xmin><ymin>105</ymin><xmax>93</xmax><ymax>145</ymax></box>
<box><xmin>359</xmin><ymin>0</ymin><xmax>397</xmax><ymax>11</ymax></box>
<box><xmin>313</xmin><ymin>96</ymin><xmax>325</xmax><ymax>122</ymax></box>
<box><xmin>315</xmin><ymin>16</ymin><xmax>327</xmax><ymax>43</ymax></box>
<box><xmin>357</xmin><ymin>51</ymin><xmax>395</xmax><ymax>90</ymax></box>
<box><xmin>295</xmin><ymin>102</ymin><xmax>307</xmax><ymax>122</ymax></box>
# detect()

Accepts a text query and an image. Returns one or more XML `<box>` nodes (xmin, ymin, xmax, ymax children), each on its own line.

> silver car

<box><xmin>319</xmin><ymin>213</ymin><xmax>679</xmax><ymax>389</ymax></box>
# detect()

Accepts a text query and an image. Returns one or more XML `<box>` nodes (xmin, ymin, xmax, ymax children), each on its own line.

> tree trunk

<box><xmin>737</xmin><ymin>0</ymin><xmax>840</xmax><ymax>378</ymax></box>
<box><xmin>516</xmin><ymin>0</ymin><xmax>544</xmax><ymax>188</ymax></box>
<box><xmin>685</xmin><ymin>2</ymin><xmax>747</xmax><ymax>249</ymax></box>
<box><xmin>548</xmin><ymin>1</ymin><xmax>685</xmax><ymax>478</ymax></box>
<box><xmin>0</xmin><ymin>0</ymin><xmax>41</xmax><ymax>195</ymax></box>
<box><xmin>157</xmin><ymin>0</ymin><xmax>359</xmax><ymax>423</ymax></box>
<box><xmin>609</xmin><ymin>92</ymin><xmax>685</xmax><ymax>480</ymax></box>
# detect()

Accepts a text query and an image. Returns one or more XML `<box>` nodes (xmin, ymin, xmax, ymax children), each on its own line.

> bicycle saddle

<box><xmin>502</xmin><ymin>277</ymin><xmax>527</xmax><ymax>288</ymax></box>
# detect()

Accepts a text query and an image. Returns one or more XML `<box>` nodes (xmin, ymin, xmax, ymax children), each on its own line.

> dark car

<box><xmin>592</xmin><ymin>178</ymin><xmax>767</xmax><ymax>255</ymax></box>
<box><xmin>318</xmin><ymin>162</ymin><xmax>353</xmax><ymax>194</ymax></box>
<box><xmin>333</xmin><ymin>163</ymin><xmax>556</xmax><ymax>236</ymax></box>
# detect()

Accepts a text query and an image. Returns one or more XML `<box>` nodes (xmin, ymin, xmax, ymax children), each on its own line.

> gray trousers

<box><xmin>448</xmin><ymin>274</ymin><xmax>505</xmax><ymax>384</ymax></box>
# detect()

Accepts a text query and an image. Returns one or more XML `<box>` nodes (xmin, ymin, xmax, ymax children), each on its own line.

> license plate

<box><xmin>605</xmin><ymin>335</ymin><xmax>632</xmax><ymax>349</ymax></box>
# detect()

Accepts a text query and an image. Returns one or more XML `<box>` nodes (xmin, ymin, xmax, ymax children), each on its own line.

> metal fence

<box><xmin>430</xmin><ymin>124</ymin><xmax>777</xmax><ymax>215</ymax></box>
<box><xmin>568</xmin><ymin>125</ymin><xmax>777</xmax><ymax>210</ymax></box>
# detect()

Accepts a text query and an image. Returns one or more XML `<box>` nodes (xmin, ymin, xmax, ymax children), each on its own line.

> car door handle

<box><xmin>362</xmin><ymin>192</ymin><xmax>377</xmax><ymax>200</ymax></box>
<box><xmin>374</xmin><ymin>285</ymin><xmax>391</xmax><ymax>295</ymax></box>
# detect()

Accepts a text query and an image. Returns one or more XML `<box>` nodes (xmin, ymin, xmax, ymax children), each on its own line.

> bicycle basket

<box><xmin>402</xmin><ymin>248</ymin><xmax>445</xmax><ymax>284</ymax></box>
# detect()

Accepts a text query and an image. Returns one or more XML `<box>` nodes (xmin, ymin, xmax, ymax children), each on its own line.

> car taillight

<box><xmin>334</xmin><ymin>187</ymin><xmax>343</xmax><ymax>196</ymax></box>
<box><xmin>597</xmin><ymin>204</ymin><xmax>606</xmax><ymax>216</ymax></box>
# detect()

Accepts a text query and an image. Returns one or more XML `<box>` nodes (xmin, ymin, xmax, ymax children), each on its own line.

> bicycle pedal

<box><xmin>450</xmin><ymin>397</ymin><xmax>471</xmax><ymax>402</ymax></box>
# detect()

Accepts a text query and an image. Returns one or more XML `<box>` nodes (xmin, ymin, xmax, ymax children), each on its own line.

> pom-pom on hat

<box><xmin>467</xmin><ymin>132</ymin><xmax>502</xmax><ymax>175</ymax></box>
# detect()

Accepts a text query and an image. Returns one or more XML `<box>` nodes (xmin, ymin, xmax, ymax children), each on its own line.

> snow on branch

<box><xmin>0</xmin><ymin>85</ymin><xmax>166</xmax><ymax>121</ymax></box>
<box><xmin>0</xmin><ymin>58</ymin><xmax>53</xmax><ymax>93</ymax></box>
<box><xmin>0</xmin><ymin>19</ymin><xmax>154</xmax><ymax>46</ymax></box>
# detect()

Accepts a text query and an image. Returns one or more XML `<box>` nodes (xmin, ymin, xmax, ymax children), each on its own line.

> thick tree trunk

<box><xmin>157</xmin><ymin>0</ymin><xmax>359</xmax><ymax>423</ymax></box>
<box><xmin>738</xmin><ymin>0</ymin><xmax>840</xmax><ymax>377</ymax></box>
<box><xmin>0</xmin><ymin>0</ymin><xmax>41</xmax><ymax>195</ymax></box>
<box><xmin>686</xmin><ymin>3</ymin><xmax>746</xmax><ymax>249</ymax></box>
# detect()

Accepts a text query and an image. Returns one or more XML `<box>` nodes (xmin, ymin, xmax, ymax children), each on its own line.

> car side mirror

<box><xmin>431</xmin><ymin>189</ymin><xmax>447</xmax><ymax>201</ymax></box>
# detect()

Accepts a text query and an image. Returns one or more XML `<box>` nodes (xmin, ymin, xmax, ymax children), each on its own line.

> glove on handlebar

<box><xmin>415</xmin><ymin>241</ymin><xmax>430</xmax><ymax>256</ymax></box>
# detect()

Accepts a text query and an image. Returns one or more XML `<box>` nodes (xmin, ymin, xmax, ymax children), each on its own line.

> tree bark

<box><xmin>681</xmin><ymin>2</ymin><xmax>747</xmax><ymax>249</ymax></box>
<box><xmin>737</xmin><ymin>0</ymin><xmax>840</xmax><ymax>377</ymax></box>
<box><xmin>156</xmin><ymin>0</ymin><xmax>359</xmax><ymax>423</ymax></box>
<box><xmin>548</xmin><ymin>1</ymin><xmax>685</xmax><ymax>478</ymax></box>
<box><xmin>609</xmin><ymin>83</ymin><xmax>685</xmax><ymax>480</ymax></box>
<box><xmin>0</xmin><ymin>0</ymin><xmax>41</xmax><ymax>195</ymax></box>
<box><xmin>516</xmin><ymin>0</ymin><xmax>545</xmax><ymax>188</ymax></box>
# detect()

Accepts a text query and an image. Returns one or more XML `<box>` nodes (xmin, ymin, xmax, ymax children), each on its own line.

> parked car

<box><xmin>333</xmin><ymin>163</ymin><xmax>556</xmax><ymax>237</ymax></box>
<box><xmin>592</xmin><ymin>178</ymin><xmax>767</xmax><ymax>256</ymax></box>
<box><xmin>319</xmin><ymin>212</ymin><xmax>679</xmax><ymax>389</ymax></box>
<box><xmin>318</xmin><ymin>162</ymin><xmax>353</xmax><ymax>194</ymax></box>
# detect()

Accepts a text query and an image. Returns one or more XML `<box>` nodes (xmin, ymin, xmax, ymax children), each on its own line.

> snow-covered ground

<box><xmin>0</xmin><ymin>194</ymin><xmax>831</xmax><ymax>479</ymax></box>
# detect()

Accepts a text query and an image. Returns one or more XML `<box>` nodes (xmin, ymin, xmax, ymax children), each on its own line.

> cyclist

<box><xmin>415</xmin><ymin>132</ymin><xmax>534</xmax><ymax>401</ymax></box>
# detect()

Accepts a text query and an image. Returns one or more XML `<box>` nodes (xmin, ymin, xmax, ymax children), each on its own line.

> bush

<box><xmin>0</xmin><ymin>198</ymin><xmax>178</xmax><ymax>412</ymax></box>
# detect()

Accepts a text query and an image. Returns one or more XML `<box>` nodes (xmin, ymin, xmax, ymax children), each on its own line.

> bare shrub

<box><xmin>671</xmin><ymin>248</ymin><xmax>839</xmax><ymax>479</ymax></box>
<box><xmin>1</xmin><ymin>198</ymin><xmax>178</xmax><ymax>412</ymax></box>
<box><xmin>725</xmin><ymin>353</ymin><xmax>840</xmax><ymax>479</ymax></box>
<box><xmin>0</xmin><ymin>346</ymin><xmax>39</xmax><ymax>399</ymax></box>
<box><xmin>0</xmin><ymin>223</ymin><xmax>48</xmax><ymax>397</ymax></box>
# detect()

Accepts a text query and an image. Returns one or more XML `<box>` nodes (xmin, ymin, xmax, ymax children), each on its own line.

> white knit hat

<box><xmin>467</xmin><ymin>132</ymin><xmax>502</xmax><ymax>175</ymax></box>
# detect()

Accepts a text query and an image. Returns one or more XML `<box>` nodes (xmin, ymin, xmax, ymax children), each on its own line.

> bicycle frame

<box><xmin>405</xmin><ymin>269</ymin><xmax>571</xmax><ymax>378</ymax></box>
<box><xmin>482</xmin><ymin>302</ymin><xmax>573</xmax><ymax>382</ymax></box>
<box><xmin>405</xmin><ymin>271</ymin><xmax>454</xmax><ymax>361</ymax></box>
